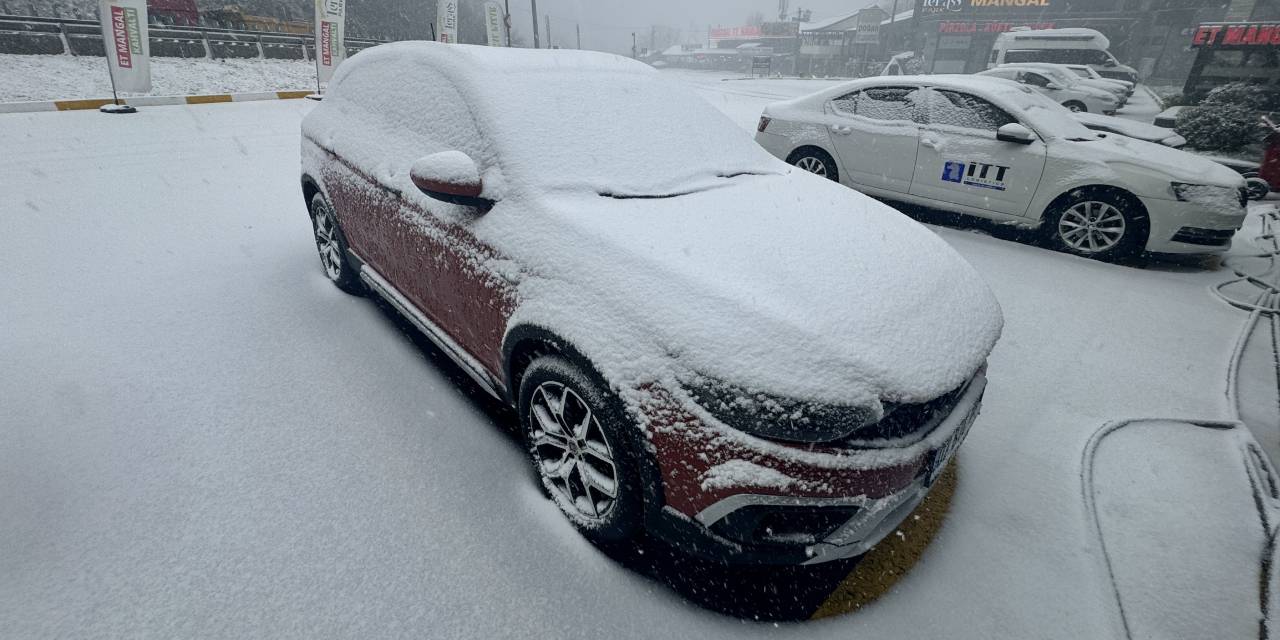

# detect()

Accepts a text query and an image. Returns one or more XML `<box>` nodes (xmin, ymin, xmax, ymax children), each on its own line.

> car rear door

<box><xmin>910</xmin><ymin>87</ymin><xmax>1046</xmax><ymax>217</ymax></box>
<box><xmin>825</xmin><ymin>85</ymin><xmax>924</xmax><ymax>194</ymax></box>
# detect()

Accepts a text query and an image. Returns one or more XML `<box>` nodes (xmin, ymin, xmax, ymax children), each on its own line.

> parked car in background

<box><xmin>756</xmin><ymin>75</ymin><xmax>1248</xmax><ymax>260</ymax></box>
<box><xmin>1063</xmin><ymin>64</ymin><xmax>1135</xmax><ymax>98</ymax></box>
<box><xmin>997</xmin><ymin>63</ymin><xmax>1131</xmax><ymax>106</ymax></box>
<box><xmin>302</xmin><ymin>42</ymin><xmax>1002</xmax><ymax>566</ymax></box>
<box><xmin>989</xmin><ymin>27</ymin><xmax>1140</xmax><ymax>84</ymax></box>
<box><xmin>978</xmin><ymin>65</ymin><xmax>1121</xmax><ymax>114</ymax></box>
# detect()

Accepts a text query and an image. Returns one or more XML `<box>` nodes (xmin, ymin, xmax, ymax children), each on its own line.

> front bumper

<box><xmin>1141</xmin><ymin>195</ymin><xmax>1247</xmax><ymax>254</ymax></box>
<box><xmin>642</xmin><ymin>370</ymin><xmax>987</xmax><ymax>565</ymax></box>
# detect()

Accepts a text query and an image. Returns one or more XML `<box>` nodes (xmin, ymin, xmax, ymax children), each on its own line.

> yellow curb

<box><xmin>275</xmin><ymin>90</ymin><xmax>311</xmax><ymax>100</ymax></box>
<box><xmin>55</xmin><ymin>99</ymin><xmax>114</xmax><ymax>111</ymax></box>
<box><xmin>810</xmin><ymin>459</ymin><xmax>959</xmax><ymax>620</ymax></box>
<box><xmin>185</xmin><ymin>94</ymin><xmax>233</xmax><ymax>104</ymax></box>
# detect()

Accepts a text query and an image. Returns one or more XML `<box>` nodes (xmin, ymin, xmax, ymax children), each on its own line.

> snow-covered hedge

<box><xmin>1176</xmin><ymin>83</ymin><xmax>1275</xmax><ymax>152</ymax></box>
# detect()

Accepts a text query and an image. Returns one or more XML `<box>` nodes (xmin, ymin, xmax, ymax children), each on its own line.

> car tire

<box><xmin>786</xmin><ymin>147</ymin><xmax>839</xmax><ymax>182</ymax></box>
<box><xmin>518</xmin><ymin>354</ymin><xmax>645</xmax><ymax>547</ymax></box>
<box><xmin>1043</xmin><ymin>188</ymin><xmax>1149</xmax><ymax>261</ymax></box>
<box><xmin>1063</xmin><ymin>101</ymin><xmax>1087</xmax><ymax>113</ymax></box>
<box><xmin>308</xmin><ymin>192</ymin><xmax>363</xmax><ymax>295</ymax></box>
<box><xmin>1246</xmin><ymin>176</ymin><xmax>1272</xmax><ymax>201</ymax></box>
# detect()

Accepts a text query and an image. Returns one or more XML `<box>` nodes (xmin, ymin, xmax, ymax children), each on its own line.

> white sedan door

<box><xmin>825</xmin><ymin>86</ymin><xmax>924</xmax><ymax>194</ymax></box>
<box><xmin>910</xmin><ymin>88</ymin><xmax>1046</xmax><ymax>217</ymax></box>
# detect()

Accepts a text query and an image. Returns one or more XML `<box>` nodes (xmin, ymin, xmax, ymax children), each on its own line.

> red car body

<box><xmin>300</xmin><ymin>42</ymin><xmax>998</xmax><ymax>564</ymax></box>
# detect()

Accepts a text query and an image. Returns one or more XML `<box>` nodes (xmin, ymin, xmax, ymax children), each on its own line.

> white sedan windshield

<box><xmin>987</xmin><ymin>84</ymin><xmax>1101</xmax><ymax>141</ymax></box>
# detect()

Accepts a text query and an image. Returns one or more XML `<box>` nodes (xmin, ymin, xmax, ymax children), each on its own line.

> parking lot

<box><xmin>2</xmin><ymin>74</ymin><xmax>1277</xmax><ymax>638</ymax></box>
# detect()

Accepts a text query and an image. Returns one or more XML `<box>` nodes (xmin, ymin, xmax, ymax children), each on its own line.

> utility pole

<box><xmin>531</xmin><ymin>0</ymin><xmax>540</xmax><ymax>48</ymax></box>
<box><xmin>504</xmin><ymin>0</ymin><xmax>512</xmax><ymax>46</ymax></box>
<box><xmin>576</xmin><ymin>23</ymin><xmax>581</xmax><ymax>49</ymax></box>
<box><xmin>545</xmin><ymin>14</ymin><xmax>552</xmax><ymax>48</ymax></box>
<box><xmin>631</xmin><ymin>32</ymin><xmax>637</xmax><ymax>58</ymax></box>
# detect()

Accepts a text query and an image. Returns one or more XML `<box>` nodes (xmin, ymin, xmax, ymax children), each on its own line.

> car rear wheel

<box><xmin>1063</xmin><ymin>101</ymin><xmax>1087</xmax><ymax>113</ymax></box>
<box><xmin>309</xmin><ymin>193</ymin><xmax>363</xmax><ymax>295</ymax></box>
<box><xmin>786</xmin><ymin>148</ymin><xmax>839</xmax><ymax>182</ymax></box>
<box><xmin>1044</xmin><ymin>189</ymin><xmax>1148</xmax><ymax>260</ymax></box>
<box><xmin>519</xmin><ymin>355</ymin><xmax>645</xmax><ymax>546</ymax></box>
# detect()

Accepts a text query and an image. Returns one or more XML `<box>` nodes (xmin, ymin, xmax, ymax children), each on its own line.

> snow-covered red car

<box><xmin>300</xmin><ymin>42</ymin><xmax>1002</xmax><ymax>565</ymax></box>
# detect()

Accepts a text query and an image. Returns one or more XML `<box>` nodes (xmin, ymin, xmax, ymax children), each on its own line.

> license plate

<box><xmin>926</xmin><ymin>396</ymin><xmax>980</xmax><ymax>483</ymax></box>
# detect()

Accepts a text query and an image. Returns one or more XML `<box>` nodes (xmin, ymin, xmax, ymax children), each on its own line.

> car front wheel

<box><xmin>1063</xmin><ymin>101</ymin><xmax>1087</xmax><ymax>113</ymax></box>
<box><xmin>1044</xmin><ymin>189</ymin><xmax>1148</xmax><ymax>260</ymax></box>
<box><xmin>309</xmin><ymin>193</ymin><xmax>363</xmax><ymax>295</ymax></box>
<box><xmin>519</xmin><ymin>355</ymin><xmax>645</xmax><ymax>546</ymax></box>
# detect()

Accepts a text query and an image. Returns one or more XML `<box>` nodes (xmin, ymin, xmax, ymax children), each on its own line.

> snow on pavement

<box><xmin>0</xmin><ymin>54</ymin><xmax>315</xmax><ymax>102</ymax></box>
<box><xmin>0</xmin><ymin>79</ymin><xmax>1272</xmax><ymax>638</ymax></box>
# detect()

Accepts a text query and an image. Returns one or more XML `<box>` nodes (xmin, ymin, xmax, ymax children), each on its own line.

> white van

<box><xmin>989</xmin><ymin>28</ymin><xmax>1139</xmax><ymax>84</ymax></box>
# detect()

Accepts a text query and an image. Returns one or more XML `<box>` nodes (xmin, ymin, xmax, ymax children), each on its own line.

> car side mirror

<box><xmin>410</xmin><ymin>151</ymin><xmax>495</xmax><ymax>209</ymax></box>
<box><xmin>1045</xmin><ymin>82</ymin><xmax>1062</xmax><ymax>91</ymax></box>
<box><xmin>997</xmin><ymin>123</ymin><xmax>1036</xmax><ymax>145</ymax></box>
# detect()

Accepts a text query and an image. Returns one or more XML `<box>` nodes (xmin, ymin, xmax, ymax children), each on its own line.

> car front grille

<box><xmin>841</xmin><ymin>382</ymin><xmax>969</xmax><ymax>445</ymax></box>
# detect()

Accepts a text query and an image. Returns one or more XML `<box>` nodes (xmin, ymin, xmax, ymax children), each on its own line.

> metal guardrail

<box><xmin>0</xmin><ymin>14</ymin><xmax>390</xmax><ymax>59</ymax></box>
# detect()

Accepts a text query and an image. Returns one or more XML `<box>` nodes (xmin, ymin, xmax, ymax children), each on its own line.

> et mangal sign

<box><xmin>320</xmin><ymin>20</ymin><xmax>332</xmax><ymax>65</ymax></box>
<box><xmin>110</xmin><ymin>5</ymin><xmax>142</xmax><ymax>68</ymax></box>
<box><xmin>1192</xmin><ymin>22</ymin><xmax>1280</xmax><ymax>47</ymax></box>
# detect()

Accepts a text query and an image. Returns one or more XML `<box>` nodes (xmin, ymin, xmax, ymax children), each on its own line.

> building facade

<box><xmin>909</xmin><ymin>0</ymin><xmax>1279</xmax><ymax>85</ymax></box>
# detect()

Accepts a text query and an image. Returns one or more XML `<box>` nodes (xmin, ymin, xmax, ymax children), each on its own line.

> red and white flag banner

<box><xmin>314</xmin><ymin>0</ymin><xmax>346</xmax><ymax>84</ymax></box>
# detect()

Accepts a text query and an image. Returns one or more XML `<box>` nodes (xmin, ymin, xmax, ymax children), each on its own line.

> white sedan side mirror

<box><xmin>997</xmin><ymin>123</ymin><xmax>1036</xmax><ymax>145</ymax></box>
<box><xmin>410</xmin><ymin>151</ymin><xmax>495</xmax><ymax>209</ymax></box>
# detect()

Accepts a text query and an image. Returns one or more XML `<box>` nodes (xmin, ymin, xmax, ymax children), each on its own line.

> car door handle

<box><xmin>831</xmin><ymin>125</ymin><xmax>853</xmax><ymax>136</ymax></box>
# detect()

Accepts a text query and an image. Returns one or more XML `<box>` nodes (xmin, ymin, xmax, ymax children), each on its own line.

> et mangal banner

<box><xmin>98</xmin><ymin>0</ymin><xmax>151</xmax><ymax>92</ymax></box>
<box><xmin>314</xmin><ymin>0</ymin><xmax>346</xmax><ymax>84</ymax></box>
<box><xmin>437</xmin><ymin>0</ymin><xmax>458</xmax><ymax>43</ymax></box>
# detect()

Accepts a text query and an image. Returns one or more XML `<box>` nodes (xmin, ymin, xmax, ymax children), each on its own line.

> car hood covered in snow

<box><xmin>483</xmin><ymin>170</ymin><xmax>1004</xmax><ymax>408</ymax></box>
<box><xmin>1067</xmin><ymin>135</ymin><xmax>1245</xmax><ymax>188</ymax></box>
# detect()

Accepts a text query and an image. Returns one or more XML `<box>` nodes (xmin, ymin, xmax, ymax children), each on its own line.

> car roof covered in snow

<box><xmin>763</xmin><ymin>74</ymin><xmax>1098</xmax><ymax>141</ymax></box>
<box><xmin>320</xmin><ymin>41</ymin><xmax>780</xmax><ymax>197</ymax></box>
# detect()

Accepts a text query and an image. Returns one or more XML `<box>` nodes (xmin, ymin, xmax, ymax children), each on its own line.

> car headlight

<box><xmin>1172</xmin><ymin>182</ymin><xmax>1247</xmax><ymax>208</ymax></box>
<box><xmin>683</xmin><ymin>375</ymin><xmax>877</xmax><ymax>444</ymax></box>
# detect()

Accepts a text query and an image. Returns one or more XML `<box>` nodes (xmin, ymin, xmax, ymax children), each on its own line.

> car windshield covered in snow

<box><xmin>978</xmin><ymin>81</ymin><xmax>1101</xmax><ymax>141</ymax></box>
<box><xmin>480</xmin><ymin>70</ymin><xmax>784</xmax><ymax>196</ymax></box>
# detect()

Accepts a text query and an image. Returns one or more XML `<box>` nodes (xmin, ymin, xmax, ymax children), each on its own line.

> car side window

<box><xmin>1019</xmin><ymin>72</ymin><xmax>1051</xmax><ymax>88</ymax></box>
<box><xmin>831</xmin><ymin>91</ymin><xmax>859</xmax><ymax>116</ymax></box>
<box><xmin>853</xmin><ymin>86</ymin><xmax>925</xmax><ymax>124</ymax></box>
<box><xmin>927</xmin><ymin>90</ymin><xmax>1017</xmax><ymax>133</ymax></box>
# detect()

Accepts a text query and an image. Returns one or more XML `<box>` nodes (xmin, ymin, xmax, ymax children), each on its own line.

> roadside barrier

<box><xmin>0</xmin><ymin>90</ymin><xmax>313</xmax><ymax>114</ymax></box>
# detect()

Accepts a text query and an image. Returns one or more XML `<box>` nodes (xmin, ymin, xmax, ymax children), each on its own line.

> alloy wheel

<box><xmin>312</xmin><ymin>203</ymin><xmax>343</xmax><ymax>281</ymax></box>
<box><xmin>795</xmin><ymin>156</ymin><xmax>828</xmax><ymax>177</ymax></box>
<box><xmin>529</xmin><ymin>381</ymin><xmax>619</xmax><ymax>521</ymax></box>
<box><xmin>1058</xmin><ymin>200</ymin><xmax>1126</xmax><ymax>253</ymax></box>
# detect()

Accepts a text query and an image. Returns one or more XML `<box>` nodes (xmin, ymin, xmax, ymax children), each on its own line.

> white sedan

<box><xmin>755</xmin><ymin>75</ymin><xmax>1247</xmax><ymax>258</ymax></box>
<box><xmin>978</xmin><ymin>66</ymin><xmax>1120</xmax><ymax>114</ymax></box>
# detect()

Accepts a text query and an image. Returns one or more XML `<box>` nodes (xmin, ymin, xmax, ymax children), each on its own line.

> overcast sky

<box><xmin>501</xmin><ymin>0</ymin><xmax>889</xmax><ymax>54</ymax></box>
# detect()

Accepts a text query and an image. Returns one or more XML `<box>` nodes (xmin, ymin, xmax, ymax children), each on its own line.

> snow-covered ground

<box><xmin>1</xmin><ymin>73</ymin><xmax>1277</xmax><ymax>638</ymax></box>
<box><xmin>0</xmin><ymin>54</ymin><xmax>315</xmax><ymax>102</ymax></box>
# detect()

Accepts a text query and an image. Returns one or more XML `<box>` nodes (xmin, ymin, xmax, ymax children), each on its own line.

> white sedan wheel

<box><xmin>1058</xmin><ymin>200</ymin><xmax>1127</xmax><ymax>254</ymax></box>
<box><xmin>795</xmin><ymin>156</ymin><xmax>828</xmax><ymax>177</ymax></box>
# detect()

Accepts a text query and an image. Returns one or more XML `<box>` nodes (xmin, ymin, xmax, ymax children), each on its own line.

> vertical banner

<box><xmin>436</xmin><ymin>0</ymin><xmax>458</xmax><ymax>43</ymax></box>
<box><xmin>98</xmin><ymin>0</ymin><xmax>151</xmax><ymax>93</ymax></box>
<box><xmin>483</xmin><ymin>2</ymin><xmax>504</xmax><ymax>47</ymax></box>
<box><xmin>314</xmin><ymin>0</ymin><xmax>346</xmax><ymax>85</ymax></box>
